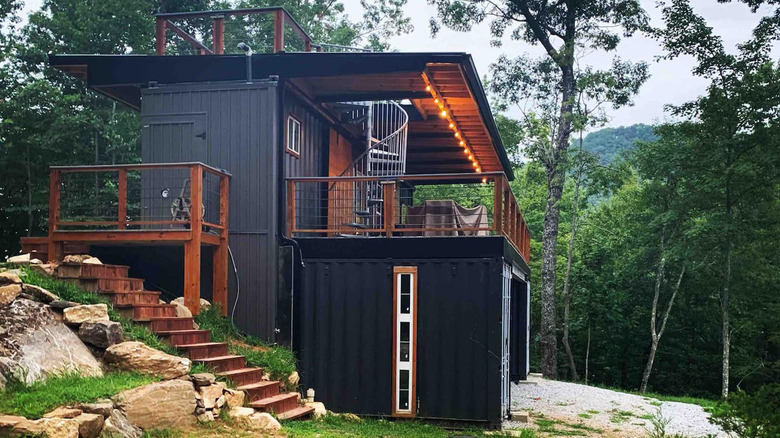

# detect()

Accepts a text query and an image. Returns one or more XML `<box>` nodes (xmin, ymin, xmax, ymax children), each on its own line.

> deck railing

<box><xmin>286</xmin><ymin>172</ymin><xmax>531</xmax><ymax>262</ymax></box>
<box><xmin>49</xmin><ymin>162</ymin><xmax>230</xmax><ymax>232</ymax></box>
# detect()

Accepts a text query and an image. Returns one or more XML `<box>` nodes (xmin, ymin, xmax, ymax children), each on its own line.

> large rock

<box><xmin>199</xmin><ymin>381</ymin><xmax>226</xmax><ymax>409</ymax></box>
<box><xmin>0</xmin><ymin>284</ymin><xmax>22</xmax><ymax>305</ymax></box>
<box><xmin>190</xmin><ymin>373</ymin><xmax>216</xmax><ymax>387</ymax></box>
<box><xmin>173</xmin><ymin>302</ymin><xmax>192</xmax><ymax>318</ymax></box>
<box><xmin>223</xmin><ymin>388</ymin><xmax>245</xmax><ymax>409</ymax></box>
<box><xmin>113</xmin><ymin>379</ymin><xmax>198</xmax><ymax>430</ymax></box>
<box><xmin>12</xmin><ymin>417</ymin><xmax>80</xmax><ymax>438</ymax></box>
<box><xmin>76</xmin><ymin>400</ymin><xmax>114</xmax><ymax>418</ymax></box>
<box><xmin>228</xmin><ymin>408</ymin><xmax>281</xmax><ymax>431</ymax></box>
<box><xmin>63</xmin><ymin>254</ymin><xmax>93</xmax><ymax>264</ymax></box>
<box><xmin>104</xmin><ymin>341</ymin><xmax>190</xmax><ymax>379</ymax></box>
<box><xmin>6</xmin><ymin>253</ymin><xmax>31</xmax><ymax>264</ymax></box>
<box><xmin>78</xmin><ymin>321</ymin><xmax>124</xmax><ymax>348</ymax></box>
<box><xmin>63</xmin><ymin>304</ymin><xmax>109</xmax><ymax>325</ymax></box>
<box><xmin>0</xmin><ymin>271</ymin><xmax>22</xmax><ymax>285</ymax></box>
<box><xmin>100</xmin><ymin>409</ymin><xmax>141</xmax><ymax>438</ymax></box>
<box><xmin>83</xmin><ymin>257</ymin><xmax>103</xmax><ymax>265</ymax></box>
<box><xmin>44</xmin><ymin>407</ymin><xmax>83</xmax><ymax>418</ymax></box>
<box><xmin>171</xmin><ymin>297</ymin><xmax>211</xmax><ymax>312</ymax></box>
<box><xmin>74</xmin><ymin>413</ymin><xmax>104</xmax><ymax>438</ymax></box>
<box><xmin>30</xmin><ymin>263</ymin><xmax>57</xmax><ymax>276</ymax></box>
<box><xmin>22</xmin><ymin>284</ymin><xmax>59</xmax><ymax>303</ymax></box>
<box><xmin>306</xmin><ymin>401</ymin><xmax>327</xmax><ymax>419</ymax></box>
<box><xmin>0</xmin><ymin>415</ymin><xmax>26</xmax><ymax>435</ymax></box>
<box><xmin>0</xmin><ymin>299</ymin><xmax>103</xmax><ymax>384</ymax></box>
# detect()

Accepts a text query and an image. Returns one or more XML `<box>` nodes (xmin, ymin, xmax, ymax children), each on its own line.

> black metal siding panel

<box><xmin>297</xmin><ymin>257</ymin><xmax>504</xmax><ymax>422</ymax></box>
<box><xmin>140</xmin><ymin>81</ymin><xmax>279</xmax><ymax>340</ymax></box>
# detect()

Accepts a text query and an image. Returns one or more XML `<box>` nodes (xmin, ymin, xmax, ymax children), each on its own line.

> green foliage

<box><xmin>284</xmin><ymin>415</ymin><xmax>532</xmax><ymax>438</ymax></box>
<box><xmin>709</xmin><ymin>385</ymin><xmax>780</xmax><ymax>438</ymax></box>
<box><xmin>194</xmin><ymin>306</ymin><xmax>297</xmax><ymax>387</ymax></box>
<box><xmin>0</xmin><ymin>371</ymin><xmax>157</xmax><ymax>419</ymax></box>
<box><xmin>579</xmin><ymin>124</ymin><xmax>657</xmax><ymax>164</ymax></box>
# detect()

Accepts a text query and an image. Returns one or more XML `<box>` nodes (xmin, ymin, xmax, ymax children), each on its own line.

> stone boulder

<box><xmin>63</xmin><ymin>255</ymin><xmax>93</xmax><ymax>264</ymax></box>
<box><xmin>306</xmin><ymin>401</ymin><xmax>327</xmax><ymax>419</ymax></box>
<box><xmin>199</xmin><ymin>381</ymin><xmax>226</xmax><ymax>409</ymax></box>
<box><xmin>173</xmin><ymin>302</ymin><xmax>192</xmax><ymax>318</ymax></box>
<box><xmin>101</xmin><ymin>409</ymin><xmax>142</xmax><ymax>438</ymax></box>
<box><xmin>7</xmin><ymin>253</ymin><xmax>31</xmax><ymax>264</ymax></box>
<box><xmin>0</xmin><ymin>284</ymin><xmax>22</xmax><ymax>305</ymax></box>
<box><xmin>74</xmin><ymin>413</ymin><xmax>104</xmax><ymax>438</ymax></box>
<box><xmin>190</xmin><ymin>372</ymin><xmax>216</xmax><ymax>388</ymax></box>
<box><xmin>228</xmin><ymin>408</ymin><xmax>281</xmax><ymax>431</ymax></box>
<box><xmin>0</xmin><ymin>299</ymin><xmax>103</xmax><ymax>384</ymax></box>
<box><xmin>83</xmin><ymin>257</ymin><xmax>102</xmax><ymax>265</ymax></box>
<box><xmin>12</xmin><ymin>417</ymin><xmax>80</xmax><ymax>438</ymax></box>
<box><xmin>78</xmin><ymin>321</ymin><xmax>124</xmax><ymax>348</ymax></box>
<box><xmin>76</xmin><ymin>400</ymin><xmax>114</xmax><ymax>418</ymax></box>
<box><xmin>104</xmin><ymin>341</ymin><xmax>190</xmax><ymax>379</ymax></box>
<box><xmin>44</xmin><ymin>407</ymin><xmax>83</xmax><ymax>419</ymax></box>
<box><xmin>223</xmin><ymin>388</ymin><xmax>245</xmax><ymax>408</ymax></box>
<box><xmin>63</xmin><ymin>304</ymin><xmax>109</xmax><ymax>325</ymax></box>
<box><xmin>30</xmin><ymin>263</ymin><xmax>57</xmax><ymax>276</ymax></box>
<box><xmin>113</xmin><ymin>379</ymin><xmax>198</xmax><ymax>430</ymax></box>
<box><xmin>0</xmin><ymin>415</ymin><xmax>26</xmax><ymax>435</ymax></box>
<box><xmin>0</xmin><ymin>271</ymin><xmax>22</xmax><ymax>285</ymax></box>
<box><xmin>22</xmin><ymin>284</ymin><xmax>59</xmax><ymax>303</ymax></box>
<box><xmin>171</xmin><ymin>296</ymin><xmax>211</xmax><ymax>312</ymax></box>
<box><xmin>50</xmin><ymin>300</ymin><xmax>80</xmax><ymax>310</ymax></box>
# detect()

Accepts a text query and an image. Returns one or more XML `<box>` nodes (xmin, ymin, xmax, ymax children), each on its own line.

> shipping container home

<box><xmin>28</xmin><ymin>6</ymin><xmax>532</xmax><ymax>424</ymax></box>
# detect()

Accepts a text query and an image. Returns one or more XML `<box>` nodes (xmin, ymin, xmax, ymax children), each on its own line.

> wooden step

<box><xmin>195</xmin><ymin>355</ymin><xmax>245</xmax><ymax>372</ymax></box>
<box><xmin>100</xmin><ymin>291</ymin><xmax>161</xmax><ymax>306</ymax></box>
<box><xmin>217</xmin><ymin>368</ymin><xmax>264</xmax><ymax>387</ymax></box>
<box><xmin>249</xmin><ymin>392</ymin><xmax>299</xmax><ymax>414</ymax></box>
<box><xmin>237</xmin><ymin>381</ymin><xmax>280</xmax><ymax>403</ymax></box>
<box><xmin>178</xmin><ymin>342</ymin><xmax>229</xmax><ymax>360</ymax></box>
<box><xmin>117</xmin><ymin>304</ymin><xmax>177</xmax><ymax>320</ymax></box>
<box><xmin>149</xmin><ymin>317</ymin><xmax>195</xmax><ymax>332</ymax></box>
<box><xmin>63</xmin><ymin>277</ymin><xmax>144</xmax><ymax>293</ymax></box>
<box><xmin>157</xmin><ymin>329</ymin><xmax>211</xmax><ymax>346</ymax></box>
<box><xmin>277</xmin><ymin>406</ymin><xmax>316</xmax><ymax>421</ymax></box>
<box><xmin>57</xmin><ymin>263</ymin><xmax>130</xmax><ymax>280</ymax></box>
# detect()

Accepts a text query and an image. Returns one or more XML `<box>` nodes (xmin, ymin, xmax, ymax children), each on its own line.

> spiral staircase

<box><xmin>331</xmin><ymin>101</ymin><xmax>409</xmax><ymax>232</ymax></box>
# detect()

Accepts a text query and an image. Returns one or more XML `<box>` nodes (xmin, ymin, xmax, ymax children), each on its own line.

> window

<box><xmin>286</xmin><ymin>115</ymin><xmax>301</xmax><ymax>157</ymax></box>
<box><xmin>393</xmin><ymin>266</ymin><xmax>417</xmax><ymax>416</ymax></box>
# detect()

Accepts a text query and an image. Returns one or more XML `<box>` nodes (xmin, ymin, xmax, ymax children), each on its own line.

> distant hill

<box><xmin>576</xmin><ymin>124</ymin><xmax>657</xmax><ymax>164</ymax></box>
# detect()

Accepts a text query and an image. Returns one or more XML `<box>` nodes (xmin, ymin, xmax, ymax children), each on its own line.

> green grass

<box><xmin>592</xmin><ymin>382</ymin><xmax>718</xmax><ymax>409</ymax></box>
<box><xmin>285</xmin><ymin>415</ymin><xmax>535</xmax><ymax>438</ymax></box>
<box><xmin>533</xmin><ymin>418</ymin><xmax>601</xmax><ymax>436</ymax></box>
<box><xmin>0</xmin><ymin>371</ymin><xmax>157</xmax><ymax>419</ymax></box>
<box><xmin>194</xmin><ymin>307</ymin><xmax>297</xmax><ymax>388</ymax></box>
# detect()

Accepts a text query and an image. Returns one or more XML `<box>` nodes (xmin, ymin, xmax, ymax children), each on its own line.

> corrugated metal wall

<box><xmin>140</xmin><ymin>80</ymin><xmax>279</xmax><ymax>340</ymax></box>
<box><xmin>297</xmin><ymin>257</ymin><xmax>504</xmax><ymax>423</ymax></box>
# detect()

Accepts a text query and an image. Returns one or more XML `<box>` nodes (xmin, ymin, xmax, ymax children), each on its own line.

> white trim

<box><xmin>395</xmin><ymin>271</ymin><xmax>414</xmax><ymax>414</ymax></box>
<box><xmin>286</xmin><ymin>115</ymin><xmax>301</xmax><ymax>156</ymax></box>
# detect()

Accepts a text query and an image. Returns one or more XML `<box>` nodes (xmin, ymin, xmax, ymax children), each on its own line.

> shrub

<box><xmin>709</xmin><ymin>384</ymin><xmax>780</xmax><ymax>438</ymax></box>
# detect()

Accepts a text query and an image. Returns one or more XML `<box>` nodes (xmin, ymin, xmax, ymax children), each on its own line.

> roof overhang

<box><xmin>49</xmin><ymin>52</ymin><xmax>514</xmax><ymax>179</ymax></box>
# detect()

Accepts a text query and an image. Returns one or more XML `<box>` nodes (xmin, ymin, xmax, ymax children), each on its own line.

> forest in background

<box><xmin>0</xmin><ymin>0</ymin><xmax>778</xmax><ymax>410</ymax></box>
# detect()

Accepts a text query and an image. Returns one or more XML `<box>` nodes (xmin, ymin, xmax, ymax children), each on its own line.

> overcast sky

<box><xmin>20</xmin><ymin>0</ymin><xmax>777</xmax><ymax>129</ymax></box>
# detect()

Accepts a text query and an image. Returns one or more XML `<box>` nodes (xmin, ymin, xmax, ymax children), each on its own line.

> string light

<box><xmin>422</xmin><ymin>72</ymin><xmax>482</xmax><ymax>174</ymax></box>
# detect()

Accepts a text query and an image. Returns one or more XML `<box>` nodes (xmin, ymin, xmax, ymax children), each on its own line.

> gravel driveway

<box><xmin>506</xmin><ymin>375</ymin><xmax>726</xmax><ymax>437</ymax></box>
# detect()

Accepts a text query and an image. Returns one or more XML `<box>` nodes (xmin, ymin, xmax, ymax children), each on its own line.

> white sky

<box><xmin>20</xmin><ymin>0</ymin><xmax>778</xmax><ymax>128</ymax></box>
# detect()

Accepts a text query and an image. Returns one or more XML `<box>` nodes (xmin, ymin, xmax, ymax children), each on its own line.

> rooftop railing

<box><xmin>286</xmin><ymin>172</ymin><xmax>531</xmax><ymax>263</ymax></box>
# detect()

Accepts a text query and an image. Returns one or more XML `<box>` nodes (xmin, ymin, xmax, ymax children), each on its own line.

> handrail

<box><xmin>287</xmin><ymin>172</ymin><xmax>531</xmax><ymax>263</ymax></box>
<box><xmin>51</xmin><ymin>161</ymin><xmax>232</xmax><ymax>177</ymax></box>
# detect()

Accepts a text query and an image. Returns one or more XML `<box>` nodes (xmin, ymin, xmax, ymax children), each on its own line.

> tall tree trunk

<box><xmin>721</xmin><ymin>185</ymin><xmax>732</xmax><ymax>398</ymax></box>
<box><xmin>540</xmin><ymin>57</ymin><xmax>576</xmax><ymax>380</ymax></box>
<box><xmin>641</xmin><ymin>230</ymin><xmax>666</xmax><ymax>393</ymax></box>
<box><xmin>585</xmin><ymin>321</ymin><xmax>591</xmax><ymax>385</ymax></box>
<box><xmin>25</xmin><ymin>143</ymin><xmax>33</xmax><ymax>237</ymax></box>
<box><xmin>562</xmin><ymin>132</ymin><xmax>583</xmax><ymax>382</ymax></box>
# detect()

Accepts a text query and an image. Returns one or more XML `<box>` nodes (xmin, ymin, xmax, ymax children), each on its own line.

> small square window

<box><xmin>287</xmin><ymin>115</ymin><xmax>301</xmax><ymax>157</ymax></box>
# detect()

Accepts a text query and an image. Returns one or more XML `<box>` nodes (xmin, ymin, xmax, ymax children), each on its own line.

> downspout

<box><xmin>276</xmin><ymin>76</ymin><xmax>305</xmax><ymax>349</ymax></box>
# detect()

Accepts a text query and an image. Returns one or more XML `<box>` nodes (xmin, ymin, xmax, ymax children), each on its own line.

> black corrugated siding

<box><xmin>140</xmin><ymin>81</ymin><xmax>279</xmax><ymax>340</ymax></box>
<box><xmin>297</xmin><ymin>257</ymin><xmax>504</xmax><ymax>423</ymax></box>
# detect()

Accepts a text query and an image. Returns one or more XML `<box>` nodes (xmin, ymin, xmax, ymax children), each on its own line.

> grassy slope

<box><xmin>0</xmin><ymin>371</ymin><xmax>158</xmax><ymax>419</ymax></box>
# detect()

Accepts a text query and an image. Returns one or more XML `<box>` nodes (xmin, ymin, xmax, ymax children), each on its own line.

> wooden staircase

<box><xmin>56</xmin><ymin>261</ymin><xmax>314</xmax><ymax>421</ymax></box>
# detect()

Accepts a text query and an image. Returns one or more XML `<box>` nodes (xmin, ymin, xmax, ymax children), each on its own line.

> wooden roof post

<box><xmin>155</xmin><ymin>17</ymin><xmax>166</xmax><ymax>55</ymax></box>
<box><xmin>184</xmin><ymin>164</ymin><xmax>203</xmax><ymax>316</ymax></box>
<box><xmin>212</xmin><ymin>15</ymin><xmax>225</xmax><ymax>55</ymax></box>
<box><xmin>273</xmin><ymin>9</ymin><xmax>285</xmax><ymax>52</ymax></box>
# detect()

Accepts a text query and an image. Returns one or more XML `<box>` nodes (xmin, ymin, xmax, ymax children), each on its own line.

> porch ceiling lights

<box><xmin>421</xmin><ymin>72</ymin><xmax>483</xmax><ymax>177</ymax></box>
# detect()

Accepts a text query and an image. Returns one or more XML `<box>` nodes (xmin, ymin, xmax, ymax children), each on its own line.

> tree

<box><xmin>654</xmin><ymin>0</ymin><xmax>780</xmax><ymax>397</ymax></box>
<box><xmin>429</xmin><ymin>0</ymin><xmax>648</xmax><ymax>377</ymax></box>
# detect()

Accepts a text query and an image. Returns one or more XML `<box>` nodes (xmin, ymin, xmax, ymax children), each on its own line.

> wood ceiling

<box><xmin>292</xmin><ymin>62</ymin><xmax>503</xmax><ymax>175</ymax></box>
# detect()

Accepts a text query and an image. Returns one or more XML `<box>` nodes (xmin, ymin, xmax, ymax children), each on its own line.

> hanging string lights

<box><xmin>420</xmin><ymin>72</ymin><xmax>481</xmax><ymax>175</ymax></box>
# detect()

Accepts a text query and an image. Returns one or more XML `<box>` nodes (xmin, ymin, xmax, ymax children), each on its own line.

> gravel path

<box><xmin>506</xmin><ymin>375</ymin><xmax>726</xmax><ymax>437</ymax></box>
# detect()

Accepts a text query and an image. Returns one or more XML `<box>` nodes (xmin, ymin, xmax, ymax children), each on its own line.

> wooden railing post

<box><xmin>47</xmin><ymin>169</ymin><xmax>61</xmax><ymax>262</ymax></box>
<box><xmin>184</xmin><ymin>164</ymin><xmax>203</xmax><ymax>316</ymax></box>
<box><xmin>493</xmin><ymin>176</ymin><xmax>503</xmax><ymax>235</ymax></box>
<box><xmin>273</xmin><ymin>9</ymin><xmax>285</xmax><ymax>52</ymax></box>
<box><xmin>212</xmin><ymin>15</ymin><xmax>225</xmax><ymax>55</ymax></box>
<box><xmin>286</xmin><ymin>180</ymin><xmax>296</xmax><ymax>236</ymax></box>
<box><xmin>213</xmin><ymin>172</ymin><xmax>229</xmax><ymax>316</ymax></box>
<box><xmin>117</xmin><ymin>169</ymin><xmax>127</xmax><ymax>229</ymax></box>
<box><xmin>383</xmin><ymin>181</ymin><xmax>396</xmax><ymax>237</ymax></box>
<box><xmin>155</xmin><ymin>17</ymin><xmax>166</xmax><ymax>55</ymax></box>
